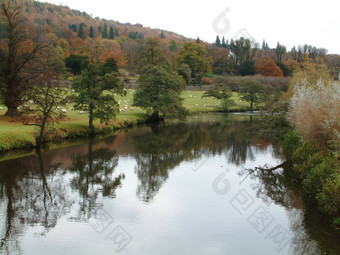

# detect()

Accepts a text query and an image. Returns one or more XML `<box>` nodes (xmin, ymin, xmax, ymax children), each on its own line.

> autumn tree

<box><xmin>20</xmin><ymin>69</ymin><xmax>68</xmax><ymax>147</ymax></box>
<box><xmin>176</xmin><ymin>42</ymin><xmax>212</xmax><ymax>82</ymax></box>
<box><xmin>72</xmin><ymin>59</ymin><xmax>126</xmax><ymax>134</ymax></box>
<box><xmin>254</xmin><ymin>59</ymin><xmax>284</xmax><ymax>77</ymax></box>
<box><xmin>0</xmin><ymin>0</ymin><xmax>48</xmax><ymax>116</ymax></box>
<box><xmin>238</xmin><ymin>79</ymin><xmax>267</xmax><ymax>112</ymax></box>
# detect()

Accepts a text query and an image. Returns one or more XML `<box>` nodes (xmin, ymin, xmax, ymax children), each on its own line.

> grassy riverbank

<box><xmin>0</xmin><ymin>90</ymin><xmax>249</xmax><ymax>152</ymax></box>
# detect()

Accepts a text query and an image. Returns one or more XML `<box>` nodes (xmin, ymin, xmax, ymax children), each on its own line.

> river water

<box><xmin>0</xmin><ymin>113</ymin><xmax>339</xmax><ymax>255</ymax></box>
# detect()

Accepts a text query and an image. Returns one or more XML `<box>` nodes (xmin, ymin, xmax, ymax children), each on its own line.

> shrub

<box><xmin>317</xmin><ymin>173</ymin><xmax>340</xmax><ymax>215</ymax></box>
<box><xmin>201</xmin><ymin>77</ymin><xmax>212</xmax><ymax>85</ymax></box>
<box><xmin>288</xmin><ymin>80</ymin><xmax>340</xmax><ymax>151</ymax></box>
<box><xmin>283</xmin><ymin>130</ymin><xmax>301</xmax><ymax>160</ymax></box>
<box><xmin>302</xmin><ymin>156</ymin><xmax>338</xmax><ymax>201</ymax></box>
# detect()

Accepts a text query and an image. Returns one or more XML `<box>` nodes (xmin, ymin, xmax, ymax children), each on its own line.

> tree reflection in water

<box><xmin>68</xmin><ymin>139</ymin><xmax>124</xmax><ymax>220</ymax></box>
<box><xmin>0</xmin><ymin>149</ymin><xmax>75</xmax><ymax>254</ymax></box>
<box><xmin>0</xmin><ymin>114</ymin><xmax>338</xmax><ymax>255</ymax></box>
<box><xmin>240</xmin><ymin>163</ymin><xmax>340</xmax><ymax>255</ymax></box>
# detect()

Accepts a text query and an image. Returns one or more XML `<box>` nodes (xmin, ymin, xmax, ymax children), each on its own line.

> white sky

<box><xmin>45</xmin><ymin>0</ymin><xmax>340</xmax><ymax>54</ymax></box>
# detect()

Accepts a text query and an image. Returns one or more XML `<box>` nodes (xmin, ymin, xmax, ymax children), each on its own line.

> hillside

<box><xmin>23</xmin><ymin>0</ymin><xmax>188</xmax><ymax>41</ymax></box>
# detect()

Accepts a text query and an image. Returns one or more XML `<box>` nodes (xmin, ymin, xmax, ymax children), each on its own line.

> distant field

<box><xmin>0</xmin><ymin>89</ymin><xmax>249</xmax><ymax>151</ymax></box>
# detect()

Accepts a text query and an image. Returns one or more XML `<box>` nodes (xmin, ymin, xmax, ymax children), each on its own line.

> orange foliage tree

<box><xmin>254</xmin><ymin>59</ymin><xmax>284</xmax><ymax>77</ymax></box>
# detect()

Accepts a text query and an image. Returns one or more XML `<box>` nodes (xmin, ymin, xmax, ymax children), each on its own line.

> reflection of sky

<box><xmin>15</xmin><ymin>148</ymin><xmax>291</xmax><ymax>255</ymax></box>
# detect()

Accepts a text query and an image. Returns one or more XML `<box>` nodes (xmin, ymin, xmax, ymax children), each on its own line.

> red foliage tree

<box><xmin>254</xmin><ymin>59</ymin><xmax>284</xmax><ymax>77</ymax></box>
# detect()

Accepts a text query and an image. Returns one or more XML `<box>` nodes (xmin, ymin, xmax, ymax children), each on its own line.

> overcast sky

<box><xmin>45</xmin><ymin>0</ymin><xmax>340</xmax><ymax>54</ymax></box>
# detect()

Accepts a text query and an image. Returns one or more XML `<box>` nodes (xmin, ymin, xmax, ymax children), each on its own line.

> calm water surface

<box><xmin>0</xmin><ymin>114</ymin><xmax>339</xmax><ymax>255</ymax></box>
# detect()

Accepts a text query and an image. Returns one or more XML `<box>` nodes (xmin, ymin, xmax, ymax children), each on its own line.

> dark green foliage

<box><xmin>101</xmin><ymin>58</ymin><xmax>118</xmax><ymax>74</ymax></box>
<box><xmin>202</xmin><ymin>84</ymin><xmax>235</xmax><ymax>111</ymax></box>
<box><xmin>177</xmin><ymin>63</ymin><xmax>191</xmax><ymax>85</ymax></box>
<box><xmin>238</xmin><ymin>60</ymin><xmax>255</xmax><ymax>76</ymax></box>
<box><xmin>114</xmin><ymin>27</ymin><xmax>119</xmax><ymax>37</ymax></box>
<box><xmin>77</xmin><ymin>23</ymin><xmax>85</xmax><ymax>39</ymax></box>
<box><xmin>72</xmin><ymin>63</ymin><xmax>126</xmax><ymax>134</ymax></box>
<box><xmin>196</xmin><ymin>37</ymin><xmax>200</xmax><ymax>44</ymax></box>
<box><xmin>221</xmin><ymin>36</ymin><xmax>227</xmax><ymax>48</ymax></box>
<box><xmin>65</xmin><ymin>54</ymin><xmax>89</xmax><ymax>75</ymax></box>
<box><xmin>69</xmin><ymin>23</ymin><xmax>77</xmax><ymax>32</ymax></box>
<box><xmin>108</xmin><ymin>26</ymin><xmax>114</xmax><ymax>39</ymax></box>
<box><xmin>140</xmin><ymin>38</ymin><xmax>169</xmax><ymax>70</ymax></box>
<box><xmin>169</xmin><ymin>40</ymin><xmax>177</xmax><ymax>52</ymax></box>
<box><xmin>238</xmin><ymin>79</ymin><xmax>267</xmax><ymax>112</ymax></box>
<box><xmin>133</xmin><ymin>65</ymin><xmax>186</xmax><ymax>121</ymax></box>
<box><xmin>101</xmin><ymin>23</ymin><xmax>108</xmax><ymax>38</ymax></box>
<box><xmin>89</xmin><ymin>26</ymin><xmax>94</xmax><ymax>38</ymax></box>
<box><xmin>160</xmin><ymin>31</ymin><xmax>165</xmax><ymax>39</ymax></box>
<box><xmin>128</xmin><ymin>31</ymin><xmax>143</xmax><ymax>40</ymax></box>
<box><xmin>282</xmin><ymin>131</ymin><xmax>340</xmax><ymax>216</ymax></box>
<box><xmin>276</xmin><ymin>61</ymin><xmax>291</xmax><ymax>76</ymax></box>
<box><xmin>215</xmin><ymin>35</ymin><xmax>221</xmax><ymax>47</ymax></box>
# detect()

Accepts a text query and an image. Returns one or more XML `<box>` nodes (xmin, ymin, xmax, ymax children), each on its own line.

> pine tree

<box><xmin>160</xmin><ymin>31</ymin><xmax>165</xmax><ymax>39</ymax></box>
<box><xmin>101</xmin><ymin>23</ymin><xmax>108</xmax><ymax>38</ymax></box>
<box><xmin>109</xmin><ymin>26</ymin><xmax>114</xmax><ymax>39</ymax></box>
<box><xmin>196</xmin><ymin>37</ymin><xmax>200</xmax><ymax>44</ymax></box>
<box><xmin>89</xmin><ymin>26</ymin><xmax>94</xmax><ymax>38</ymax></box>
<box><xmin>77</xmin><ymin>23</ymin><xmax>85</xmax><ymax>39</ymax></box>
<box><xmin>114</xmin><ymin>28</ymin><xmax>119</xmax><ymax>37</ymax></box>
<box><xmin>215</xmin><ymin>35</ymin><xmax>221</xmax><ymax>47</ymax></box>
<box><xmin>222</xmin><ymin>36</ymin><xmax>227</xmax><ymax>48</ymax></box>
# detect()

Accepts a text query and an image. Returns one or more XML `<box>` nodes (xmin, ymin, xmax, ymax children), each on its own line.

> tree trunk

<box><xmin>89</xmin><ymin>104</ymin><xmax>94</xmax><ymax>135</ymax></box>
<box><xmin>36</xmin><ymin>120</ymin><xmax>46</xmax><ymax>148</ymax></box>
<box><xmin>4</xmin><ymin>90</ymin><xmax>21</xmax><ymax>117</ymax></box>
<box><xmin>250</xmin><ymin>99</ymin><xmax>254</xmax><ymax>113</ymax></box>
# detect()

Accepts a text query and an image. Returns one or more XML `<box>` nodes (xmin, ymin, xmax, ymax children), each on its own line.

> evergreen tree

<box><xmin>109</xmin><ymin>26</ymin><xmax>114</xmax><ymax>39</ymax></box>
<box><xmin>222</xmin><ymin>36</ymin><xmax>227</xmax><ymax>48</ymax></box>
<box><xmin>77</xmin><ymin>23</ymin><xmax>86</xmax><ymax>39</ymax></box>
<box><xmin>89</xmin><ymin>26</ymin><xmax>94</xmax><ymax>38</ymax></box>
<box><xmin>160</xmin><ymin>31</ymin><xmax>165</xmax><ymax>39</ymax></box>
<box><xmin>196</xmin><ymin>37</ymin><xmax>200</xmax><ymax>44</ymax></box>
<box><xmin>114</xmin><ymin>28</ymin><xmax>119</xmax><ymax>37</ymax></box>
<box><xmin>215</xmin><ymin>35</ymin><xmax>221</xmax><ymax>47</ymax></box>
<box><xmin>98</xmin><ymin>25</ymin><xmax>102</xmax><ymax>33</ymax></box>
<box><xmin>101</xmin><ymin>23</ymin><xmax>108</xmax><ymax>38</ymax></box>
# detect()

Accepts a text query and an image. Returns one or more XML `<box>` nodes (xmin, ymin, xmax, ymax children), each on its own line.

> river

<box><xmin>0</xmin><ymin>113</ymin><xmax>339</xmax><ymax>255</ymax></box>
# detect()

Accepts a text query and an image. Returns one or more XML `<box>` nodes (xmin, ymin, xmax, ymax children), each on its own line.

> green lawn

<box><xmin>0</xmin><ymin>89</ymin><xmax>249</xmax><ymax>151</ymax></box>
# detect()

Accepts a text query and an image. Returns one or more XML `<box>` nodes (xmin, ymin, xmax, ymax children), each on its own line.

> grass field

<box><xmin>0</xmin><ymin>90</ymin><xmax>249</xmax><ymax>151</ymax></box>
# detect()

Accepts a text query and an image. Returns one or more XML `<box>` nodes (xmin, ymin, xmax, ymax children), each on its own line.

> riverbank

<box><xmin>0</xmin><ymin>90</ymin><xmax>249</xmax><ymax>152</ymax></box>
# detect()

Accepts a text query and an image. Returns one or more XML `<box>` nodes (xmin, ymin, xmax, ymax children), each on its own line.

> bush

<box><xmin>303</xmin><ymin>156</ymin><xmax>338</xmax><ymax>201</ymax></box>
<box><xmin>201</xmin><ymin>77</ymin><xmax>212</xmax><ymax>85</ymax></box>
<box><xmin>283</xmin><ymin>130</ymin><xmax>301</xmax><ymax>160</ymax></box>
<box><xmin>317</xmin><ymin>173</ymin><xmax>340</xmax><ymax>215</ymax></box>
<box><xmin>288</xmin><ymin>80</ymin><xmax>340</xmax><ymax>151</ymax></box>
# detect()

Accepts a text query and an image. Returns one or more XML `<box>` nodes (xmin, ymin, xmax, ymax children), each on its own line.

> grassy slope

<box><xmin>0</xmin><ymin>90</ymin><xmax>249</xmax><ymax>151</ymax></box>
